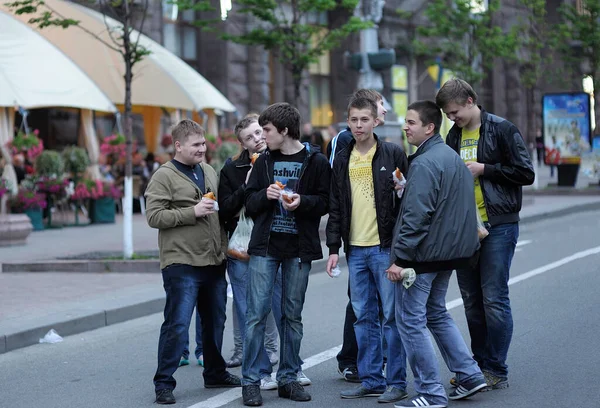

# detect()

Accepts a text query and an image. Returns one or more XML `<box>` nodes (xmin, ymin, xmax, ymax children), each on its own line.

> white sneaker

<box><xmin>297</xmin><ymin>370</ymin><xmax>312</xmax><ymax>386</ymax></box>
<box><xmin>260</xmin><ymin>375</ymin><xmax>278</xmax><ymax>390</ymax></box>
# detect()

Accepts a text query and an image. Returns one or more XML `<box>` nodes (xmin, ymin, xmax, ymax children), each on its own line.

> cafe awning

<box><xmin>3</xmin><ymin>0</ymin><xmax>236</xmax><ymax>113</ymax></box>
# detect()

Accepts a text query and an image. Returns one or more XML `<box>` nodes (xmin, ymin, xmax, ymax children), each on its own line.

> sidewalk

<box><xmin>2</xmin><ymin>194</ymin><xmax>600</xmax><ymax>354</ymax></box>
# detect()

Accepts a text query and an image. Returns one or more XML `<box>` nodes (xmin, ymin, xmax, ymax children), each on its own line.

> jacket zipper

<box><xmin>264</xmin><ymin>152</ymin><xmax>275</xmax><ymax>255</ymax></box>
<box><xmin>370</xmin><ymin>143</ymin><xmax>384</xmax><ymax>249</ymax></box>
<box><xmin>476</xmin><ymin>123</ymin><xmax>490</xmax><ymax>218</ymax></box>
<box><xmin>294</xmin><ymin>148</ymin><xmax>313</xmax><ymax>264</ymax></box>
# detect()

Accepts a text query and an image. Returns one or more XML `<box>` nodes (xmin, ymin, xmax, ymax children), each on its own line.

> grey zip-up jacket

<box><xmin>392</xmin><ymin>135</ymin><xmax>480</xmax><ymax>274</ymax></box>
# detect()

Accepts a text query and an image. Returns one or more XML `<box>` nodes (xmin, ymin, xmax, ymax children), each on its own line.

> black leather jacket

<box><xmin>446</xmin><ymin>108</ymin><xmax>535</xmax><ymax>226</ymax></box>
<box><xmin>326</xmin><ymin>136</ymin><xmax>409</xmax><ymax>255</ymax></box>
<box><xmin>218</xmin><ymin>149</ymin><xmax>251</xmax><ymax>237</ymax></box>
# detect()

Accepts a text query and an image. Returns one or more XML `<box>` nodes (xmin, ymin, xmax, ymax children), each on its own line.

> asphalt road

<box><xmin>1</xmin><ymin>210</ymin><xmax>599</xmax><ymax>408</ymax></box>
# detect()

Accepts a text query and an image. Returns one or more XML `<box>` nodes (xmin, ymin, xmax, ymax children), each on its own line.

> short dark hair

<box><xmin>171</xmin><ymin>119</ymin><xmax>205</xmax><ymax>144</ymax></box>
<box><xmin>407</xmin><ymin>100</ymin><xmax>442</xmax><ymax>134</ymax></box>
<box><xmin>353</xmin><ymin>89</ymin><xmax>382</xmax><ymax>102</ymax></box>
<box><xmin>347</xmin><ymin>97</ymin><xmax>378</xmax><ymax>119</ymax></box>
<box><xmin>435</xmin><ymin>78</ymin><xmax>478</xmax><ymax>109</ymax></box>
<box><xmin>258</xmin><ymin>103</ymin><xmax>301</xmax><ymax>140</ymax></box>
<box><xmin>234</xmin><ymin>116</ymin><xmax>257</xmax><ymax>141</ymax></box>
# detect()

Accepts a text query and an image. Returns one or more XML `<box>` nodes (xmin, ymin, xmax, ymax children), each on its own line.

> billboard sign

<box><xmin>542</xmin><ymin>92</ymin><xmax>592</xmax><ymax>165</ymax></box>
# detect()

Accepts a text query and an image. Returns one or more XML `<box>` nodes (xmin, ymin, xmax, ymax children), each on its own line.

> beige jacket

<box><xmin>145</xmin><ymin>161</ymin><xmax>226</xmax><ymax>269</ymax></box>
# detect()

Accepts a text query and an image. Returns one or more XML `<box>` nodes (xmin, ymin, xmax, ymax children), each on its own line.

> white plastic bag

<box><xmin>39</xmin><ymin>329</ymin><xmax>63</xmax><ymax>344</ymax></box>
<box><xmin>227</xmin><ymin>208</ymin><xmax>253</xmax><ymax>261</ymax></box>
<box><xmin>476</xmin><ymin>210</ymin><xmax>489</xmax><ymax>241</ymax></box>
<box><xmin>392</xmin><ymin>168</ymin><xmax>406</xmax><ymax>199</ymax></box>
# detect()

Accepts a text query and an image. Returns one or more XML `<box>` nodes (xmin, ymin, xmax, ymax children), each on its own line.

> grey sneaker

<box><xmin>340</xmin><ymin>385</ymin><xmax>386</xmax><ymax>399</ymax></box>
<box><xmin>448</xmin><ymin>376</ymin><xmax>487</xmax><ymax>400</ymax></box>
<box><xmin>377</xmin><ymin>386</ymin><xmax>408</xmax><ymax>403</ymax></box>
<box><xmin>482</xmin><ymin>371</ymin><xmax>509</xmax><ymax>391</ymax></box>
<box><xmin>226</xmin><ymin>351</ymin><xmax>242</xmax><ymax>368</ymax></box>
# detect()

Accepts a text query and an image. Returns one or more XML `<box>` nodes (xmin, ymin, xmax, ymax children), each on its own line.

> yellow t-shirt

<box><xmin>460</xmin><ymin>127</ymin><xmax>488</xmax><ymax>222</ymax></box>
<box><xmin>349</xmin><ymin>144</ymin><xmax>380</xmax><ymax>246</ymax></box>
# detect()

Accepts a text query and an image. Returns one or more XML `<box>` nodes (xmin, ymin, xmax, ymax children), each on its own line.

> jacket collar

<box><xmin>347</xmin><ymin>133</ymin><xmax>381</xmax><ymax>153</ymax></box>
<box><xmin>448</xmin><ymin>105</ymin><xmax>488</xmax><ymax>142</ymax></box>
<box><xmin>408</xmin><ymin>134</ymin><xmax>443</xmax><ymax>164</ymax></box>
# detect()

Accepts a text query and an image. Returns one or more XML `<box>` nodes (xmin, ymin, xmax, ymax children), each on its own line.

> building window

<box><xmin>391</xmin><ymin>65</ymin><xmax>408</xmax><ymax>122</ymax></box>
<box><xmin>162</xmin><ymin>1</ymin><xmax>197</xmax><ymax>62</ymax></box>
<box><xmin>308</xmin><ymin>30</ymin><xmax>332</xmax><ymax>127</ymax></box>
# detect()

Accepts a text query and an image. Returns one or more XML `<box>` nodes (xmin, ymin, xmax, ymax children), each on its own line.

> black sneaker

<box><xmin>394</xmin><ymin>394</ymin><xmax>446</xmax><ymax>408</ymax></box>
<box><xmin>448</xmin><ymin>376</ymin><xmax>487</xmax><ymax>400</ymax></box>
<box><xmin>243</xmin><ymin>384</ymin><xmax>263</xmax><ymax>407</ymax></box>
<box><xmin>155</xmin><ymin>389</ymin><xmax>175</xmax><ymax>405</ymax></box>
<box><xmin>338</xmin><ymin>366</ymin><xmax>360</xmax><ymax>383</ymax></box>
<box><xmin>278</xmin><ymin>381</ymin><xmax>312</xmax><ymax>401</ymax></box>
<box><xmin>204</xmin><ymin>372</ymin><xmax>242</xmax><ymax>388</ymax></box>
<box><xmin>340</xmin><ymin>385</ymin><xmax>386</xmax><ymax>399</ymax></box>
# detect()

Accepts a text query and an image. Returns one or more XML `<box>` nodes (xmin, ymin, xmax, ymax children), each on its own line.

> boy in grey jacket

<box><xmin>387</xmin><ymin>101</ymin><xmax>486</xmax><ymax>408</ymax></box>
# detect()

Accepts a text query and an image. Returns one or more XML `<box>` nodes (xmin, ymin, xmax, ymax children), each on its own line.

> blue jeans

<box><xmin>242</xmin><ymin>255</ymin><xmax>311</xmax><ymax>385</ymax></box>
<box><xmin>347</xmin><ymin>245</ymin><xmax>407</xmax><ymax>390</ymax></box>
<box><xmin>153</xmin><ymin>263</ymin><xmax>228</xmax><ymax>391</ymax></box>
<box><xmin>396</xmin><ymin>271</ymin><xmax>484</xmax><ymax>405</ymax></box>
<box><xmin>182</xmin><ymin>310</ymin><xmax>203</xmax><ymax>359</ymax></box>
<box><xmin>228</xmin><ymin>257</ymin><xmax>282</xmax><ymax>378</ymax></box>
<box><xmin>456</xmin><ymin>222</ymin><xmax>518</xmax><ymax>378</ymax></box>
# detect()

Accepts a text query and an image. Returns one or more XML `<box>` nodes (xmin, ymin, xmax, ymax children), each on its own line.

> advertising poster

<box><xmin>542</xmin><ymin>93</ymin><xmax>592</xmax><ymax>165</ymax></box>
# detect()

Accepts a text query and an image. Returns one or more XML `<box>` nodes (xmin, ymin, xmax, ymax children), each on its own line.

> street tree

<box><xmin>515</xmin><ymin>0</ymin><xmax>557</xmax><ymax>140</ymax></box>
<box><xmin>555</xmin><ymin>0</ymin><xmax>600</xmax><ymax>131</ymax></box>
<box><xmin>5</xmin><ymin>0</ymin><xmax>151</xmax><ymax>259</ymax></box>
<box><xmin>180</xmin><ymin>0</ymin><xmax>370</xmax><ymax>106</ymax></box>
<box><xmin>412</xmin><ymin>0</ymin><xmax>519</xmax><ymax>85</ymax></box>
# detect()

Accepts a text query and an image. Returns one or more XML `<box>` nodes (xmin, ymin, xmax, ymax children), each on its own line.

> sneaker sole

<box><xmin>205</xmin><ymin>383</ymin><xmax>242</xmax><ymax>389</ymax></box>
<box><xmin>481</xmin><ymin>382</ymin><xmax>509</xmax><ymax>392</ymax></box>
<box><xmin>377</xmin><ymin>394</ymin><xmax>409</xmax><ymax>403</ymax></box>
<box><xmin>298</xmin><ymin>379</ymin><xmax>312</xmax><ymax>386</ymax></box>
<box><xmin>341</xmin><ymin>393</ymin><xmax>384</xmax><ymax>399</ymax></box>
<box><xmin>260</xmin><ymin>383</ymin><xmax>278</xmax><ymax>391</ymax></box>
<box><xmin>448</xmin><ymin>383</ymin><xmax>487</xmax><ymax>400</ymax></box>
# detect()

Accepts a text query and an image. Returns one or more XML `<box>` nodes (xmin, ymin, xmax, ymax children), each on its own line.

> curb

<box><xmin>0</xmin><ymin>257</ymin><xmax>345</xmax><ymax>354</ymax></box>
<box><xmin>519</xmin><ymin>201</ymin><xmax>600</xmax><ymax>225</ymax></box>
<box><xmin>1</xmin><ymin>260</ymin><xmax>161</xmax><ymax>273</ymax></box>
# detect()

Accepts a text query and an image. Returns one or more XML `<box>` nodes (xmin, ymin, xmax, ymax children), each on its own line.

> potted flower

<box><xmin>9</xmin><ymin>187</ymin><xmax>47</xmax><ymax>231</ymax></box>
<box><xmin>74</xmin><ymin>179</ymin><xmax>122</xmax><ymax>224</ymax></box>
<box><xmin>35</xmin><ymin>150</ymin><xmax>67</xmax><ymax>227</ymax></box>
<box><xmin>100</xmin><ymin>134</ymin><xmax>132</xmax><ymax>164</ymax></box>
<box><xmin>8</xmin><ymin>129</ymin><xmax>44</xmax><ymax>162</ymax></box>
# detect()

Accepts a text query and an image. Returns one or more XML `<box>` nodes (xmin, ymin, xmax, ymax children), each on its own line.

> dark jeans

<box><xmin>337</xmin><ymin>282</ymin><xmax>358</xmax><ymax>369</ymax></box>
<box><xmin>153</xmin><ymin>263</ymin><xmax>228</xmax><ymax>392</ymax></box>
<box><xmin>456</xmin><ymin>222</ymin><xmax>518</xmax><ymax>378</ymax></box>
<box><xmin>181</xmin><ymin>310</ymin><xmax>203</xmax><ymax>360</ymax></box>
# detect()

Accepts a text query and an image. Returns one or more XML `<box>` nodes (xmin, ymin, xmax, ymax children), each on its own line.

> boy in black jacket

<box><xmin>241</xmin><ymin>103</ymin><xmax>330</xmax><ymax>406</ymax></box>
<box><xmin>326</xmin><ymin>97</ymin><xmax>409</xmax><ymax>403</ymax></box>
<box><xmin>436</xmin><ymin>79</ymin><xmax>534</xmax><ymax>392</ymax></box>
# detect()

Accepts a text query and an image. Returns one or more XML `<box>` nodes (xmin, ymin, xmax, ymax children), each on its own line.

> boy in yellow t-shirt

<box><xmin>326</xmin><ymin>97</ymin><xmax>409</xmax><ymax>402</ymax></box>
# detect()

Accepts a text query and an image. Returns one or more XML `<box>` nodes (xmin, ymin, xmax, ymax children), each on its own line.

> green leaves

<box><xmin>409</xmin><ymin>0</ymin><xmax>519</xmax><ymax>84</ymax></box>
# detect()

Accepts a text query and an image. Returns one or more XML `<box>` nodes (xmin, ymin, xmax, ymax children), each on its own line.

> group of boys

<box><xmin>145</xmin><ymin>78</ymin><xmax>534</xmax><ymax>407</ymax></box>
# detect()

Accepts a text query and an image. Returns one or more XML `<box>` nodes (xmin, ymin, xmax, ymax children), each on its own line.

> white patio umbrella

<box><xmin>0</xmin><ymin>11</ymin><xmax>116</xmax><ymax>191</ymax></box>
<box><xmin>2</xmin><ymin>0</ymin><xmax>237</xmax><ymax>113</ymax></box>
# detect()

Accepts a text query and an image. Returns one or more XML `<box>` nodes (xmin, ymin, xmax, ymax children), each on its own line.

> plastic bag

<box><xmin>227</xmin><ymin>208</ymin><xmax>253</xmax><ymax>261</ymax></box>
<box><xmin>203</xmin><ymin>198</ymin><xmax>219</xmax><ymax>211</ymax></box>
<box><xmin>476</xmin><ymin>210</ymin><xmax>489</xmax><ymax>241</ymax></box>
<box><xmin>392</xmin><ymin>168</ymin><xmax>407</xmax><ymax>199</ymax></box>
<box><xmin>330</xmin><ymin>265</ymin><xmax>341</xmax><ymax>278</ymax></box>
<box><xmin>39</xmin><ymin>329</ymin><xmax>63</xmax><ymax>344</ymax></box>
<box><xmin>279</xmin><ymin>188</ymin><xmax>295</xmax><ymax>205</ymax></box>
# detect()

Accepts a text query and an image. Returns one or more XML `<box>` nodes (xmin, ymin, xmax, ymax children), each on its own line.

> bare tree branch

<box><xmin>133</xmin><ymin>0</ymin><xmax>150</xmax><ymax>56</ymax></box>
<box><xmin>41</xmin><ymin>1</ymin><xmax>122</xmax><ymax>52</ymax></box>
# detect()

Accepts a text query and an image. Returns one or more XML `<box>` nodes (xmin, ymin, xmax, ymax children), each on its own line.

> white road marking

<box><xmin>187</xmin><ymin>245</ymin><xmax>600</xmax><ymax>408</ymax></box>
<box><xmin>515</xmin><ymin>239</ymin><xmax>533</xmax><ymax>252</ymax></box>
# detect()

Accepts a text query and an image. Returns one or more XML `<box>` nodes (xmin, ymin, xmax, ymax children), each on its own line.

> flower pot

<box><xmin>24</xmin><ymin>208</ymin><xmax>45</xmax><ymax>231</ymax></box>
<box><xmin>90</xmin><ymin>197</ymin><xmax>116</xmax><ymax>224</ymax></box>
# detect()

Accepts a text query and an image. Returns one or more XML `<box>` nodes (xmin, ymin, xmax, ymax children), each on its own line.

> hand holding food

<box><xmin>275</xmin><ymin>181</ymin><xmax>286</xmax><ymax>189</ymax></box>
<box><xmin>201</xmin><ymin>191</ymin><xmax>219</xmax><ymax>211</ymax></box>
<box><xmin>392</xmin><ymin>167</ymin><xmax>407</xmax><ymax>198</ymax></box>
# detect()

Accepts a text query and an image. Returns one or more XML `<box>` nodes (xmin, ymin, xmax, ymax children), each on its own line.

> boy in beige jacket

<box><xmin>145</xmin><ymin>119</ymin><xmax>240</xmax><ymax>405</ymax></box>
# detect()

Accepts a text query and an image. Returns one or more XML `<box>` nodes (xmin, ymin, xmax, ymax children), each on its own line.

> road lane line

<box><xmin>188</xmin><ymin>245</ymin><xmax>600</xmax><ymax>408</ymax></box>
<box><xmin>516</xmin><ymin>240</ymin><xmax>532</xmax><ymax>247</ymax></box>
